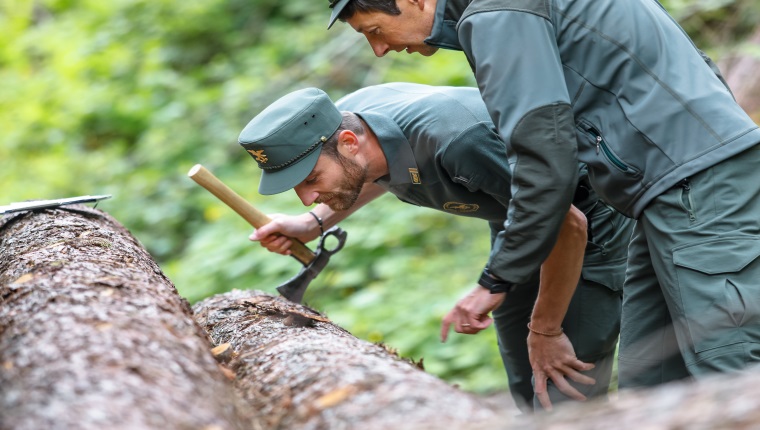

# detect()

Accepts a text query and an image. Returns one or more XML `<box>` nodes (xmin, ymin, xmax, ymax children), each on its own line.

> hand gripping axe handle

<box><xmin>187</xmin><ymin>164</ymin><xmax>347</xmax><ymax>303</ymax></box>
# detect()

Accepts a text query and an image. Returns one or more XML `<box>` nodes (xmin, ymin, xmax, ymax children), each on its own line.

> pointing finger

<box><xmin>440</xmin><ymin>319</ymin><xmax>452</xmax><ymax>342</ymax></box>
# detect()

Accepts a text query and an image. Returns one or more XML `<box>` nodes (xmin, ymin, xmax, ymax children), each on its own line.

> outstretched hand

<box><xmin>528</xmin><ymin>331</ymin><xmax>595</xmax><ymax>411</ymax></box>
<box><xmin>440</xmin><ymin>286</ymin><xmax>505</xmax><ymax>342</ymax></box>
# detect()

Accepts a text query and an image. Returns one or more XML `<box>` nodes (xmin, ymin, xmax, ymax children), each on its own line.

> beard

<box><xmin>317</xmin><ymin>153</ymin><xmax>368</xmax><ymax>211</ymax></box>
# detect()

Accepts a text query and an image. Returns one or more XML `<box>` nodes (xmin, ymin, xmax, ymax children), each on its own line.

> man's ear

<box><xmin>408</xmin><ymin>0</ymin><xmax>426</xmax><ymax>11</ymax></box>
<box><xmin>337</xmin><ymin>130</ymin><xmax>360</xmax><ymax>156</ymax></box>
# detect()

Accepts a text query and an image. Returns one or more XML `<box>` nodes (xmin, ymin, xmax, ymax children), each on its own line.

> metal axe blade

<box><xmin>0</xmin><ymin>195</ymin><xmax>112</xmax><ymax>215</ymax></box>
<box><xmin>276</xmin><ymin>225</ymin><xmax>347</xmax><ymax>303</ymax></box>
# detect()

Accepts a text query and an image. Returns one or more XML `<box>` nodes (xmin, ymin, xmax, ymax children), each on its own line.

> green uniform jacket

<box><xmin>425</xmin><ymin>0</ymin><xmax>760</xmax><ymax>283</ymax></box>
<box><xmin>336</xmin><ymin>82</ymin><xmax>601</xmax><ymax>279</ymax></box>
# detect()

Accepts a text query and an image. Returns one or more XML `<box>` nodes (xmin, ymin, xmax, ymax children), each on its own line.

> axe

<box><xmin>187</xmin><ymin>164</ymin><xmax>347</xmax><ymax>303</ymax></box>
<box><xmin>0</xmin><ymin>195</ymin><xmax>112</xmax><ymax>215</ymax></box>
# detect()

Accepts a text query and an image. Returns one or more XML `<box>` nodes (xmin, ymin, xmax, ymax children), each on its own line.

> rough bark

<box><xmin>0</xmin><ymin>206</ymin><xmax>249</xmax><ymax>430</ymax></box>
<box><xmin>193</xmin><ymin>289</ymin><xmax>503</xmax><ymax>430</ymax></box>
<box><xmin>448</xmin><ymin>368</ymin><xmax>760</xmax><ymax>430</ymax></box>
<box><xmin>523</xmin><ymin>365</ymin><xmax>760</xmax><ymax>429</ymax></box>
<box><xmin>720</xmin><ymin>27</ymin><xmax>760</xmax><ymax>120</ymax></box>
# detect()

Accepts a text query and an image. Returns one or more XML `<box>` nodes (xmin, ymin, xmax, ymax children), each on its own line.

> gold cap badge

<box><xmin>247</xmin><ymin>149</ymin><xmax>268</xmax><ymax>164</ymax></box>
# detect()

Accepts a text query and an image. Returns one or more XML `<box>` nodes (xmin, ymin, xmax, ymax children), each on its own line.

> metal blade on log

<box><xmin>193</xmin><ymin>289</ymin><xmax>503</xmax><ymax>430</ymax></box>
<box><xmin>0</xmin><ymin>206</ymin><xmax>251</xmax><ymax>430</ymax></box>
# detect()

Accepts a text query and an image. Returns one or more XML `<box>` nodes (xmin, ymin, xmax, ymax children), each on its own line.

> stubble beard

<box><xmin>318</xmin><ymin>154</ymin><xmax>368</xmax><ymax>211</ymax></box>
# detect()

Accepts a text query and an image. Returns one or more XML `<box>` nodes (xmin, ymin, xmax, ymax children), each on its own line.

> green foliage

<box><xmin>661</xmin><ymin>0</ymin><xmax>760</xmax><ymax>56</ymax></box>
<box><xmin>1</xmin><ymin>0</ymin><xmax>756</xmax><ymax>394</ymax></box>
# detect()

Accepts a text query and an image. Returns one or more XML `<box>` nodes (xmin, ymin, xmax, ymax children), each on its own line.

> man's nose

<box><xmin>368</xmin><ymin>39</ymin><xmax>390</xmax><ymax>57</ymax></box>
<box><xmin>294</xmin><ymin>186</ymin><xmax>319</xmax><ymax>206</ymax></box>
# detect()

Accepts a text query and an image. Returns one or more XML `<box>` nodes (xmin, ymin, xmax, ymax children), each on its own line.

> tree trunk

<box><xmin>525</xmin><ymin>365</ymin><xmax>760</xmax><ymax>429</ymax></box>
<box><xmin>0</xmin><ymin>206</ymin><xmax>250</xmax><ymax>430</ymax></box>
<box><xmin>720</xmin><ymin>27</ymin><xmax>760</xmax><ymax>121</ymax></box>
<box><xmin>193</xmin><ymin>289</ymin><xmax>502</xmax><ymax>430</ymax></box>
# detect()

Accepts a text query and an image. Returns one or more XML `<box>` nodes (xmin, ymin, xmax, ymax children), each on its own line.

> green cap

<box><xmin>328</xmin><ymin>0</ymin><xmax>351</xmax><ymax>29</ymax></box>
<box><xmin>239</xmin><ymin>88</ymin><xmax>342</xmax><ymax>195</ymax></box>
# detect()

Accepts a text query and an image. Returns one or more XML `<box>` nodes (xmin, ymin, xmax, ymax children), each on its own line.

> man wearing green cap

<box><xmin>239</xmin><ymin>82</ymin><xmax>633</xmax><ymax>412</ymax></box>
<box><xmin>326</xmin><ymin>0</ymin><xmax>760</xmax><ymax>397</ymax></box>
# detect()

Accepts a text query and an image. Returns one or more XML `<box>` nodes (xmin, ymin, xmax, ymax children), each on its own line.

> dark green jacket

<box><xmin>425</xmin><ymin>0</ymin><xmax>760</xmax><ymax>282</ymax></box>
<box><xmin>336</xmin><ymin>83</ymin><xmax>606</xmax><ymax>281</ymax></box>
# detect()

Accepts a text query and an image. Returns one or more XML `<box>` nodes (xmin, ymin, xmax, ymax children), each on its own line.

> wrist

<box><xmin>527</xmin><ymin>322</ymin><xmax>564</xmax><ymax>337</ymax></box>
<box><xmin>478</xmin><ymin>267</ymin><xmax>518</xmax><ymax>294</ymax></box>
<box><xmin>308</xmin><ymin>210</ymin><xmax>324</xmax><ymax>236</ymax></box>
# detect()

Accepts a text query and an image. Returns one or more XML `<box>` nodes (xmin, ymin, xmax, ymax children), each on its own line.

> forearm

<box><xmin>486</xmin><ymin>108</ymin><xmax>579</xmax><ymax>283</ymax></box>
<box><xmin>461</xmin><ymin>11</ymin><xmax>579</xmax><ymax>282</ymax></box>
<box><xmin>530</xmin><ymin>205</ymin><xmax>587</xmax><ymax>332</ymax></box>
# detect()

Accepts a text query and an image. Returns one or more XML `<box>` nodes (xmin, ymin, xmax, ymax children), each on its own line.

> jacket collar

<box><xmin>425</xmin><ymin>0</ymin><xmax>469</xmax><ymax>50</ymax></box>
<box><xmin>355</xmin><ymin>111</ymin><xmax>419</xmax><ymax>186</ymax></box>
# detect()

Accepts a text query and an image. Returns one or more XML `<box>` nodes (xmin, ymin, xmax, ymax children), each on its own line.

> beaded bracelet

<box><xmin>308</xmin><ymin>211</ymin><xmax>324</xmax><ymax>236</ymax></box>
<box><xmin>527</xmin><ymin>322</ymin><xmax>564</xmax><ymax>337</ymax></box>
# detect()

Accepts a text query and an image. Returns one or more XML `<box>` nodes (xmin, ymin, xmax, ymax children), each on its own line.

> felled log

<box><xmin>462</xmin><ymin>364</ymin><xmax>760</xmax><ymax>429</ymax></box>
<box><xmin>0</xmin><ymin>206</ymin><xmax>249</xmax><ymax>430</ymax></box>
<box><xmin>193</xmin><ymin>289</ymin><xmax>502</xmax><ymax>430</ymax></box>
<box><xmin>526</xmin><ymin>364</ymin><xmax>760</xmax><ymax>429</ymax></box>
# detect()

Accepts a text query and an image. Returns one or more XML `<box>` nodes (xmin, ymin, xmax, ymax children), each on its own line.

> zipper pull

<box><xmin>595</xmin><ymin>135</ymin><xmax>602</xmax><ymax>154</ymax></box>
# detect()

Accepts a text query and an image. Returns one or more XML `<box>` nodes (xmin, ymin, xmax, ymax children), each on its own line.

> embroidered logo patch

<box><xmin>247</xmin><ymin>149</ymin><xmax>268</xmax><ymax>164</ymax></box>
<box><xmin>443</xmin><ymin>202</ymin><xmax>479</xmax><ymax>213</ymax></box>
<box><xmin>409</xmin><ymin>168</ymin><xmax>421</xmax><ymax>184</ymax></box>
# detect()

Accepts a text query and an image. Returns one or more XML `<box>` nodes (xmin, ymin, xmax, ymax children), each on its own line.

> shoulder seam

<box><xmin>461</xmin><ymin>0</ymin><xmax>550</xmax><ymax>22</ymax></box>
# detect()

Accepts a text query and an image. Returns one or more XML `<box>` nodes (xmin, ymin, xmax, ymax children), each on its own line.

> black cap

<box><xmin>328</xmin><ymin>0</ymin><xmax>352</xmax><ymax>29</ymax></box>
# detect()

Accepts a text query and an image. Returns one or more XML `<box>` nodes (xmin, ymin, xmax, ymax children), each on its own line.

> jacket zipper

<box><xmin>583</xmin><ymin>124</ymin><xmax>632</xmax><ymax>172</ymax></box>
<box><xmin>595</xmin><ymin>135</ymin><xmax>631</xmax><ymax>172</ymax></box>
<box><xmin>678</xmin><ymin>178</ymin><xmax>697</xmax><ymax>222</ymax></box>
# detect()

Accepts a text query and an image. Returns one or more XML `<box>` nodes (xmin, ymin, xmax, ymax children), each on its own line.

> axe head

<box><xmin>277</xmin><ymin>225</ymin><xmax>347</xmax><ymax>303</ymax></box>
<box><xmin>0</xmin><ymin>195</ymin><xmax>112</xmax><ymax>215</ymax></box>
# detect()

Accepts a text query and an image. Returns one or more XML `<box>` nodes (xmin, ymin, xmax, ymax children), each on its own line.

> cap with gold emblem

<box><xmin>239</xmin><ymin>88</ymin><xmax>343</xmax><ymax>195</ymax></box>
<box><xmin>327</xmin><ymin>0</ymin><xmax>352</xmax><ymax>29</ymax></box>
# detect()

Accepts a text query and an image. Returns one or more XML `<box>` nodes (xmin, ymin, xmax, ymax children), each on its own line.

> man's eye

<box><xmin>370</xmin><ymin>28</ymin><xmax>380</xmax><ymax>35</ymax></box>
<box><xmin>305</xmin><ymin>177</ymin><xmax>317</xmax><ymax>185</ymax></box>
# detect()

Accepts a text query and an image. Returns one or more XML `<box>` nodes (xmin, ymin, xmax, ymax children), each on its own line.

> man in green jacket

<box><xmin>240</xmin><ymin>82</ymin><xmax>632</xmax><ymax>412</ymax></box>
<box><xmin>327</xmin><ymin>0</ymin><xmax>760</xmax><ymax>402</ymax></box>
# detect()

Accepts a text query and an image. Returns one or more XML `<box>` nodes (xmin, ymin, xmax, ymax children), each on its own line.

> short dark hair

<box><xmin>322</xmin><ymin>112</ymin><xmax>366</xmax><ymax>158</ymax></box>
<box><xmin>337</xmin><ymin>0</ymin><xmax>401</xmax><ymax>23</ymax></box>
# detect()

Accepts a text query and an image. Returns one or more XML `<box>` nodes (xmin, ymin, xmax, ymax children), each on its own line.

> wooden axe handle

<box><xmin>187</xmin><ymin>164</ymin><xmax>315</xmax><ymax>265</ymax></box>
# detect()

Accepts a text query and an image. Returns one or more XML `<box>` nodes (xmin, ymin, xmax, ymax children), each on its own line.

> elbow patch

<box><xmin>510</xmin><ymin>103</ymin><xmax>579</xmax><ymax>199</ymax></box>
<box><xmin>512</xmin><ymin>103</ymin><xmax>576</xmax><ymax>156</ymax></box>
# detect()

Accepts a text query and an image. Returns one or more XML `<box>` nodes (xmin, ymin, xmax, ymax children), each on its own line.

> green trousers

<box><xmin>493</xmin><ymin>200</ymin><xmax>633</xmax><ymax>412</ymax></box>
<box><xmin>619</xmin><ymin>144</ymin><xmax>760</xmax><ymax>388</ymax></box>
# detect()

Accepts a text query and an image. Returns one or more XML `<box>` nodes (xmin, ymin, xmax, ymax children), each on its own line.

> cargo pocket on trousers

<box><xmin>673</xmin><ymin>237</ymin><xmax>760</xmax><ymax>353</ymax></box>
<box><xmin>581</xmin><ymin>258</ymin><xmax>627</xmax><ymax>293</ymax></box>
<box><xmin>574</xmin><ymin>259</ymin><xmax>625</xmax><ymax>358</ymax></box>
<box><xmin>580</xmin><ymin>199</ymin><xmax>633</xmax><ymax>294</ymax></box>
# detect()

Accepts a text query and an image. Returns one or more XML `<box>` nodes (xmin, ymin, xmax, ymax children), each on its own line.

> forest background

<box><xmin>2</xmin><ymin>0</ymin><xmax>759</xmax><ymax>393</ymax></box>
